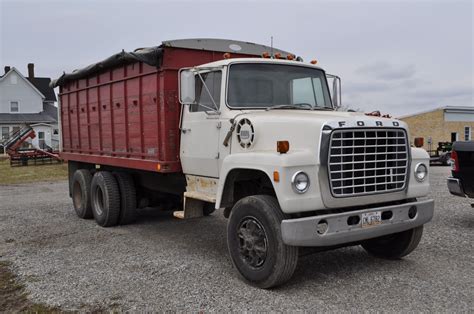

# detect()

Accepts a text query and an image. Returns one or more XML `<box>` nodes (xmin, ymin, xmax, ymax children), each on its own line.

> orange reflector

<box><xmin>223</xmin><ymin>52</ymin><xmax>231</xmax><ymax>59</ymax></box>
<box><xmin>287</xmin><ymin>54</ymin><xmax>295</xmax><ymax>60</ymax></box>
<box><xmin>310</xmin><ymin>59</ymin><xmax>318</xmax><ymax>64</ymax></box>
<box><xmin>273</xmin><ymin>171</ymin><xmax>280</xmax><ymax>182</ymax></box>
<box><xmin>274</xmin><ymin>53</ymin><xmax>281</xmax><ymax>59</ymax></box>
<box><xmin>277</xmin><ymin>140</ymin><xmax>290</xmax><ymax>154</ymax></box>
<box><xmin>156</xmin><ymin>164</ymin><xmax>161</xmax><ymax>171</ymax></box>
<box><xmin>262</xmin><ymin>52</ymin><xmax>270</xmax><ymax>58</ymax></box>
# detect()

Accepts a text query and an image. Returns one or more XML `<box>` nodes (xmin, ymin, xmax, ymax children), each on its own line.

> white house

<box><xmin>0</xmin><ymin>64</ymin><xmax>59</xmax><ymax>152</ymax></box>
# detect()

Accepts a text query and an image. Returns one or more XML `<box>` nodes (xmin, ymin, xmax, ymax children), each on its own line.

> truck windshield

<box><xmin>227</xmin><ymin>63</ymin><xmax>332</xmax><ymax>110</ymax></box>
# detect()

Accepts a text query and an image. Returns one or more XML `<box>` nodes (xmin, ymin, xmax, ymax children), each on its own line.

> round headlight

<box><xmin>292</xmin><ymin>171</ymin><xmax>310</xmax><ymax>193</ymax></box>
<box><xmin>414</xmin><ymin>163</ymin><xmax>428</xmax><ymax>182</ymax></box>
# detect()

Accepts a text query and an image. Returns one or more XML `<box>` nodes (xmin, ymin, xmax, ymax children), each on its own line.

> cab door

<box><xmin>180</xmin><ymin>71</ymin><xmax>222</xmax><ymax>178</ymax></box>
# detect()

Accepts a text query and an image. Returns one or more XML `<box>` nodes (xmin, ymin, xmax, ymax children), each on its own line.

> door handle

<box><xmin>181</xmin><ymin>128</ymin><xmax>191</xmax><ymax>134</ymax></box>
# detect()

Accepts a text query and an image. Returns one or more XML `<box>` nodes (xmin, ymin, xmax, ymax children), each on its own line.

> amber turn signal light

<box><xmin>277</xmin><ymin>140</ymin><xmax>290</xmax><ymax>154</ymax></box>
<box><xmin>273</xmin><ymin>171</ymin><xmax>280</xmax><ymax>182</ymax></box>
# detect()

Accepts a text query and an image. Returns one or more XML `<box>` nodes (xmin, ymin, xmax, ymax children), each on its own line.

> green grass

<box><xmin>0</xmin><ymin>159</ymin><xmax>68</xmax><ymax>185</ymax></box>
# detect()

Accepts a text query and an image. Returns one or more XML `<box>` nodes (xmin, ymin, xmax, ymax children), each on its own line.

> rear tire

<box><xmin>71</xmin><ymin>169</ymin><xmax>93</xmax><ymax>219</ymax></box>
<box><xmin>227</xmin><ymin>195</ymin><xmax>298</xmax><ymax>289</ymax></box>
<box><xmin>113</xmin><ymin>172</ymin><xmax>137</xmax><ymax>225</ymax></box>
<box><xmin>361</xmin><ymin>226</ymin><xmax>424</xmax><ymax>259</ymax></box>
<box><xmin>91</xmin><ymin>171</ymin><xmax>121</xmax><ymax>227</ymax></box>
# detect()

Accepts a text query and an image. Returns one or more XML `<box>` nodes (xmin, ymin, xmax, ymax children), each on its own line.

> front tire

<box><xmin>227</xmin><ymin>195</ymin><xmax>298</xmax><ymax>289</ymax></box>
<box><xmin>91</xmin><ymin>171</ymin><xmax>121</xmax><ymax>227</ymax></box>
<box><xmin>361</xmin><ymin>226</ymin><xmax>424</xmax><ymax>259</ymax></box>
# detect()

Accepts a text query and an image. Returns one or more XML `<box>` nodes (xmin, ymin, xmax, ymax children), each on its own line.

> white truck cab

<box><xmin>178</xmin><ymin>57</ymin><xmax>434</xmax><ymax>288</ymax></box>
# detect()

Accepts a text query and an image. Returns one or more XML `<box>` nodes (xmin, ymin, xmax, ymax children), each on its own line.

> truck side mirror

<box><xmin>179</xmin><ymin>70</ymin><xmax>195</xmax><ymax>104</ymax></box>
<box><xmin>326</xmin><ymin>74</ymin><xmax>341</xmax><ymax>110</ymax></box>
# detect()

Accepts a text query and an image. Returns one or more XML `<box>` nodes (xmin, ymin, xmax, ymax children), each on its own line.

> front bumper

<box><xmin>281</xmin><ymin>199</ymin><xmax>434</xmax><ymax>247</ymax></box>
<box><xmin>447</xmin><ymin>177</ymin><xmax>465</xmax><ymax>197</ymax></box>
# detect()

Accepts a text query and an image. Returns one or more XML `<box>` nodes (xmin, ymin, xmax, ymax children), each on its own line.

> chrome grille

<box><xmin>328</xmin><ymin>128</ymin><xmax>409</xmax><ymax>197</ymax></box>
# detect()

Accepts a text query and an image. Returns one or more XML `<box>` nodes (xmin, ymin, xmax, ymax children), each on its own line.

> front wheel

<box><xmin>361</xmin><ymin>225</ymin><xmax>424</xmax><ymax>259</ymax></box>
<box><xmin>227</xmin><ymin>195</ymin><xmax>298</xmax><ymax>289</ymax></box>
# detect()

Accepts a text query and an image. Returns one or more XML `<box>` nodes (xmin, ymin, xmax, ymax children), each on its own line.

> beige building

<box><xmin>399</xmin><ymin>106</ymin><xmax>474</xmax><ymax>152</ymax></box>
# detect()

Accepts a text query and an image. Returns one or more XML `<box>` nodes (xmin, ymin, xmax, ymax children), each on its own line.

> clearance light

<box><xmin>223</xmin><ymin>52</ymin><xmax>231</xmax><ymax>59</ymax></box>
<box><xmin>277</xmin><ymin>140</ymin><xmax>290</xmax><ymax>154</ymax></box>
<box><xmin>274</xmin><ymin>53</ymin><xmax>281</xmax><ymax>59</ymax></box>
<box><xmin>310</xmin><ymin>59</ymin><xmax>318</xmax><ymax>65</ymax></box>
<box><xmin>262</xmin><ymin>52</ymin><xmax>271</xmax><ymax>58</ymax></box>
<box><xmin>287</xmin><ymin>54</ymin><xmax>295</xmax><ymax>60</ymax></box>
<box><xmin>273</xmin><ymin>171</ymin><xmax>280</xmax><ymax>182</ymax></box>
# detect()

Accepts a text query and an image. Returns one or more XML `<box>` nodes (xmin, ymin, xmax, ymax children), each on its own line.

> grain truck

<box><xmin>52</xmin><ymin>39</ymin><xmax>434</xmax><ymax>288</ymax></box>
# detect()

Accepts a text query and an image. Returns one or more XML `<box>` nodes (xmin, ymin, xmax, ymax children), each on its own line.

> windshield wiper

<box><xmin>266</xmin><ymin>103</ymin><xmax>313</xmax><ymax>111</ymax></box>
<box><xmin>311</xmin><ymin>106</ymin><xmax>334</xmax><ymax>111</ymax></box>
<box><xmin>266</xmin><ymin>103</ymin><xmax>334</xmax><ymax>111</ymax></box>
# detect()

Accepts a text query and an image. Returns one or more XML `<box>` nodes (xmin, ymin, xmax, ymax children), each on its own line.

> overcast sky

<box><xmin>1</xmin><ymin>0</ymin><xmax>472</xmax><ymax>116</ymax></box>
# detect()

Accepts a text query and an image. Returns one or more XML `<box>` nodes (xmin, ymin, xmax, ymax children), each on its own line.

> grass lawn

<box><xmin>0</xmin><ymin>158</ymin><xmax>68</xmax><ymax>185</ymax></box>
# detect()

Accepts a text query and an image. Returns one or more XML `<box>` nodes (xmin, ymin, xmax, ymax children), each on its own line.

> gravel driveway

<box><xmin>0</xmin><ymin>166</ymin><xmax>473</xmax><ymax>311</ymax></box>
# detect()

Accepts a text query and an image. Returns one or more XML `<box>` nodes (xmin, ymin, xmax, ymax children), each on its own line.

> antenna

<box><xmin>270</xmin><ymin>36</ymin><xmax>274</xmax><ymax>58</ymax></box>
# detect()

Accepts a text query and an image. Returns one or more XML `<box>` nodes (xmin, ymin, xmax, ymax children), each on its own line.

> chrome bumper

<box><xmin>281</xmin><ymin>199</ymin><xmax>434</xmax><ymax>247</ymax></box>
<box><xmin>447</xmin><ymin>177</ymin><xmax>465</xmax><ymax>197</ymax></box>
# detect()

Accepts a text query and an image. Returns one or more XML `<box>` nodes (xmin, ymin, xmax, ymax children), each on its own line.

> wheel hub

<box><xmin>237</xmin><ymin>217</ymin><xmax>268</xmax><ymax>268</ymax></box>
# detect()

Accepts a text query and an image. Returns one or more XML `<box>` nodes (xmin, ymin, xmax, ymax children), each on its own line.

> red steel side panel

<box><xmin>59</xmin><ymin>46</ymin><xmax>258</xmax><ymax>173</ymax></box>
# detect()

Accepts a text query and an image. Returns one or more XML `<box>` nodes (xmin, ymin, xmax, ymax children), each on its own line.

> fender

<box><xmin>406</xmin><ymin>147</ymin><xmax>431</xmax><ymax>197</ymax></box>
<box><xmin>216</xmin><ymin>150</ymin><xmax>325</xmax><ymax>213</ymax></box>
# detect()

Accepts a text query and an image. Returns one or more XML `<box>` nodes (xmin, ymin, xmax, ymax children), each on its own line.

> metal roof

<box><xmin>0</xmin><ymin>113</ymin><xmax>57</xmax><ymax>124</ymax></box>
<box><xmin>398</xmin><ymin>106</ymin><xmax>474</xmax><ymax>119</ymax></box>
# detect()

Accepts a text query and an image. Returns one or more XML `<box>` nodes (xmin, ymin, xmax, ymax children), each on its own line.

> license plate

<box><xmin>361</xmin><ymin>211</ymin><xmax>382</xmax><ymax>228</ymax></box>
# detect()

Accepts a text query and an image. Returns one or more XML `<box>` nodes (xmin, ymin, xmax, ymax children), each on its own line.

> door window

<box><xmin>191</xmin><ymin>71</ymin><xmax>222</xmax><ymax>112</ymax></box>
<box><xmin>38</xmin><ymin>131</ymin><xmax>45</xmax><ymax>148</ymax></box>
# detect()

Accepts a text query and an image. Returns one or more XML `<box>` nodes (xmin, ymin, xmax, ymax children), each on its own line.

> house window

<box><xmin>465</xmin><ymin>126</ymin><xmax>471</xmax><ymax>141</ymax></box>
<box><xmin>1</xmin><ymin>127</ymin><xmax>9</xmax><ymax>140</ymax></box>
<box><xmin>12</xmin><ymin>126</ymin><xmax>20</xmax><ymax>136</ymax></box>
<box><xmin>10</xmin><ymin>101</ymin><xmax>19</xmax><ymax>113</ymax></box>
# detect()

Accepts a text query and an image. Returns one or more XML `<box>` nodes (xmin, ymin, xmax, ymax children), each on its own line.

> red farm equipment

<box><xmin>1</xmin><ymin>126</ymin><xmax>61</xmax><ymax>166</ymax></box>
